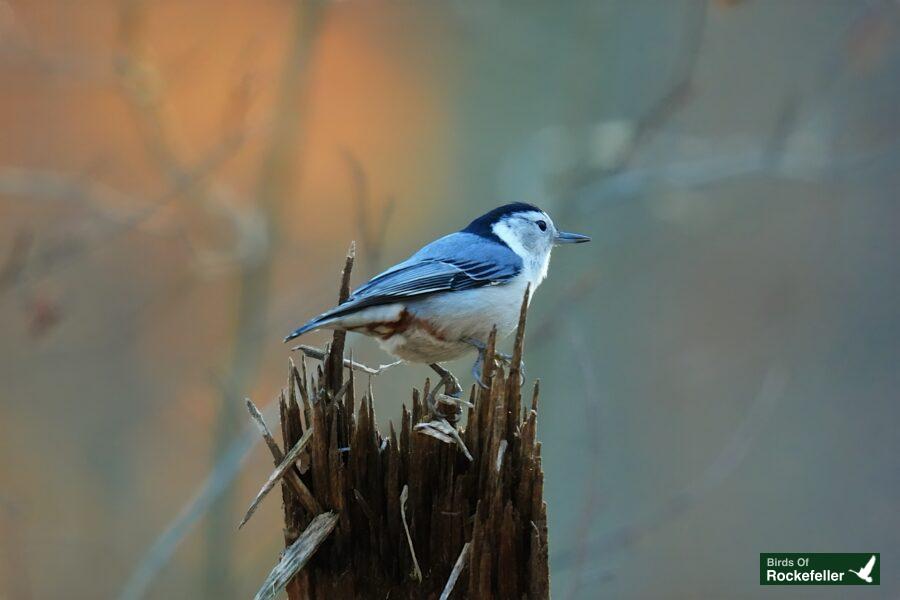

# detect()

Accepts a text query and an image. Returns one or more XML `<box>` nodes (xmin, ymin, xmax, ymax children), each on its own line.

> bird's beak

<box><xmin>555</xmin><ymin>230</ymin><xmax>591</xmax><ymax>245</ymax></box>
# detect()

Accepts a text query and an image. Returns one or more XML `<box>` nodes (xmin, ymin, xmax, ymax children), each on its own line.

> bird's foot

<box><xmin>471</xmin><ymin>351</ymin><xmax>489</xmax><ymax>389</ymax></box>
<box><xmin>415</xmin><ymin>363</ymin><xmax>472</xmax><ymax>459</ymax></box>
<box><xmin>492</xmin><ymin>351</ymin><xmax>526</xmax><ymax>382</ymax></box>
<box><xmin>465</xmin><ymin>338</ymin><xmax>526</xmax><ymax>388</ymax></box>
<box><xmin>427</xmin><ymin>363</ymin><xmax>464</xmax><ymax>424</ymax></box>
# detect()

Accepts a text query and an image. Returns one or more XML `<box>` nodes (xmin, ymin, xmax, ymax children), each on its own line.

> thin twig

<box><xmin>624</xmin><ymin>0</ymin><xmax>708</xmax><ymax>165</ymax></box>
<box><xmin>244</xmin><ymin>399</ymin><xmax>320</xmax><ymax>517</ymax></box>
<box><xmin>563</xmin><ymin>325</ymin><xmax>605</xmax><ymax>600</ymax></box>
<box><xmin>118</xmin><ymin>421</ymin><xmax>262</xmax><ymax>600</ymax></box>
<box><xmin>444</xmin><ymin>420</ymin><xmax>474</xmax><ymax>462</ymax></box>
<box><xmin>341</xmin><ymin>149</ymin><xmax>395</xmax><ymax>270</ymax></box>
<box><xmin>291</xmin><ymin>344</ymin><xmax>400</xmax><ymax>375</ymax></box>
<box><xmin>0</xmin><ymin>124</ymin><xmax>251</xmax><ymax>293</ymax></box>
<box><xmin>399</xmin><ymin>485</ymin><xmax>422</xmax><ymax>582</ymax></box>
<box><xmin>246</xmin><ymin>399</ymin><xmax>284</xmax><ymax>459</ymax></box>
<box><xmin>414</xmin><ymin>419</ymin><xmax>473</xmax><ymax>461</ymax></box>
<box><xmin>439</xmin><ymin>542</ymin><xmax>470</xmax><ymax>600</ymax></box>
<box><xmin>0</xmin><ymin>230</ymin><xmax>32</xmax><ymax>292</ymax></box>
<box><xmin>239</xmin><ymin>426</ymin><xmax>315</xmax><ymax>529</ymax></box>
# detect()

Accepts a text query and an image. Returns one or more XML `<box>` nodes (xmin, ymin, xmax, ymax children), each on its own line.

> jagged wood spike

<box><xmin>252</xmin><ymin>512</ymin><xmax>339</xmax><ymax>600</ymax></box>
<box><xmin>325</xmin><ymin>242</ymin><xmax>355</xmax><ymax>394</ymax></box>
<box><xmin>240</xmin><ymin>426</ymin><xmax>315</xmax><ymax>528</ymax></box>
<box><xmin>243</xmin><ymin>398</ymin><xmax>320</xmax><ymax>519</ymax></box>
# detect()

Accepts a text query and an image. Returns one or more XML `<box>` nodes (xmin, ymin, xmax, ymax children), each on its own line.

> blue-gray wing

<box><xmin>285</xmin><ymin>233</ymin><xmax>521</xmax><ymax>340</ymax></box>
<box><xmin>347</xmin><ymin>232</ymin><xmax>521</xmax><ymax>308</ymax></box>
<box><xmin>348</xmin><ymin>257</ymin><xmax>513</xmax><ymax>303</ymax></box>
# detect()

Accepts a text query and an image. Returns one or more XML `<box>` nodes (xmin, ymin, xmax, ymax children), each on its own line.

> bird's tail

<box><xmin>283</xmin><ymin>320</ymin><xmax>320</xmax><ymax>343</ymax></box>
<box><xmin>284</xmin><ymin>307</ymin><xmax>348</xmax><ymax>343</ymax></box>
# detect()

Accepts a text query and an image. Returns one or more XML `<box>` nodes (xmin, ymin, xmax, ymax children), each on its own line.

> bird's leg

<box><xmin>464</xmin><ymin>338</ymin><xmax>491</xmax><ymax>389</ymax></box>
<box><xmin>427</xmin><ymin>363</ymin><xmax>463</xmax><ymax>424</ymax></box>
<box><xmin>471</xmin><ymin>351</ymin><xmax>488</xmax><ymax>389</ymax></box>
<box><xmin>429</xmin><ymin>362</ymin><xmax>462</xmax><ymax>397</ymax></box>
<box><xmin>487</xmin><ymin>348</ymin><xmax>525</xmax><ymax>378</ymax></box>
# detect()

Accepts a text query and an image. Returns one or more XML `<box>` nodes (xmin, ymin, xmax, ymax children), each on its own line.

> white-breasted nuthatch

<box><xmin>285</xmin><ymin>203</ymin><xmax>590</xmax><ymax>396</ymax></box>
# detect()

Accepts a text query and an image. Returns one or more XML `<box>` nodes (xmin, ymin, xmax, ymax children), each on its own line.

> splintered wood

<box><xmin>243</xmin><ymin>247</ymin><xmax>550</xmax><ymax>599</ymax></box>
<box><xmin>253</xmin><ymin>512</ymin><xmax>340</xmax><ymax>600</ymax></box>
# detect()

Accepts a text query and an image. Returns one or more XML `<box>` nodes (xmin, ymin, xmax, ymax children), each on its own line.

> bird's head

<box><xmin>463</xmin><ymin>202</ymin><xmax>590</xmax><ymax>264</ymax></box>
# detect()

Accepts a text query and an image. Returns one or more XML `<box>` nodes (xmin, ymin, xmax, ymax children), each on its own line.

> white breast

<box><xmin>373</xmin><ymin>275</ymin><xmax>533</xmax><ymax>363</ymax></box>
<box><xmin>411</xmin><ymin>273</ymin><xmax>534</xmax><ymax>340</ymax></box>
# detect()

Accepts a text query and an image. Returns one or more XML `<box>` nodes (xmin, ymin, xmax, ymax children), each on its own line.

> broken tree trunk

<box><xmin>244</xmin><ymin>247</ymin><xmax>550</xmax><ymax>599</ymax></box>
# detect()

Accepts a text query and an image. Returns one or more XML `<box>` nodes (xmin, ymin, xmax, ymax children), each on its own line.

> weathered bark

<box><xmin>252</xmin><ymin>251</ymin><xmax>550</xmax><ymax>599</ymax></box>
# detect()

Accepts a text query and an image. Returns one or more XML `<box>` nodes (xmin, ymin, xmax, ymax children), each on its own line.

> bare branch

<box><xmin>239</xmin><ymin>425</ymin><xmax>315</xmax><ymax>529</ymax></box>
<box><xmin>563</xmin><ymin>325</ymin><xmax>605</xmax><ymax>599</ymax></box>
<box><xmin>117</xmin><ymin>423</ymin><xmax>261</xmax><ymax>600</ymax></box>
<box><xmin>341</xmin><ymin>149</ymin><xmax>395</xmax><ymax>270</ymax></box>
<box><xmin>291</xmin><ymin>344</ymin><xmax>401</xmax><ymax>376</ymax></box>
<box><xmin>0</xmin><ymin>125</ymin><xmax>252</xmax><ymax>292</ymax></box>
<box><xmin>244</xmin><ymin>399</ymin><xmax>320</xmax><ymax>517</ymax></box>
<box><xmin>0</xmin><ymin>230</ymin><xmax>32</xmax><ymax>292</ymax></box>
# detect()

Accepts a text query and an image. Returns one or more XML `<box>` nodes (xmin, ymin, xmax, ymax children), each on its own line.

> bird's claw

<box><xmin>516</xmin><ymin>363</ymin><xmax>527</xmax><ymax>385</ymax></box>
<box><xmin>493</xmin><ymin>350</ymin><xmax>513</xmax><ymax>364</ymax></box>
<box><xmin>442</xmin><ymin>372</ymin><xmax>463</xmax><ymax>398</ymax></box>
<box><xmin>513</xmin><ymin>358</ymin><xmax>527</xmax><ymax>385</ymax></box>
<box><xmin>492</xmin><ymin>351</ymin><xmax>526</xmax><ymax>382</ymax></box>
<box><xmin>427</xmin><ymin>363</ymin><xmax>463</xmax><ymax>423</ymax></box>
<box><xmin>472</xmin><ymin>352</ymin><xmax>489</xmax><ymax>389</ymax></box>
<box><xmin>465</xmin><ymin>338</ymin><xmax>526</xmax><ymax>387</ymax></box>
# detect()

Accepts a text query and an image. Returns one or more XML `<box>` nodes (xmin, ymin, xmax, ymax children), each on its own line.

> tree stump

<box><xmin>245</xmin><ymin>250</ymin><xmax>550</xmax><ymax>599</ymax></box>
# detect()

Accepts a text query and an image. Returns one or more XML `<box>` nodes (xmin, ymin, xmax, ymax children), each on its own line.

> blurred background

<box><xmin>1</xmin><ymin>0</ymin><xmax>898</xmax><ymax>598</ymax></box>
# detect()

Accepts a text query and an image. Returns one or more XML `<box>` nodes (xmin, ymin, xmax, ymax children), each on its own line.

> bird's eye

<box><xmin>536</xmin><ymin>220</ymin><xmax>547</xmax><ymax>231</ymax></box>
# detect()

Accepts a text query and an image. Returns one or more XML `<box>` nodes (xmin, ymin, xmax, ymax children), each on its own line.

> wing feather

<box><xmin>342</xmin><ymin>256</ymin><xmax>518</xmax><ymax>311</ymax></box>
<box><xmin>284</xmin><ymin>232</ymin><xmax>522</xmax><ymax>341</ymax></box>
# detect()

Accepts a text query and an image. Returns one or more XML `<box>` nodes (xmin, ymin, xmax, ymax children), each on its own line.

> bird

<box><xmin>284</xmin><ymin>202</ymin><xmax>590</xmax><ymax>405</ymax></box>
<box><xmin>848</xmin><ymin>555</ymin><xmax>876</xmax><ymax>583</ymax></box>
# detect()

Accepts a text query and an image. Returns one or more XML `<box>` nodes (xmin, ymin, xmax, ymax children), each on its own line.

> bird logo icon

<box><xmin>848</xmin><ymin>555</ymin><xmax>877</xmax><ymax>583</ymax></box>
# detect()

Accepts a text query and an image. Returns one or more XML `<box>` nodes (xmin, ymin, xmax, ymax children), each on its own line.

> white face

<box><xmin>491</xmin><ymin>210</ymin><xmax>556</xmax><ymax>284</ymax></box>
<box><xmin>492</xmin><ymin>210</ymin><xmax>555</xmax><ymax>257</ymax></box>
